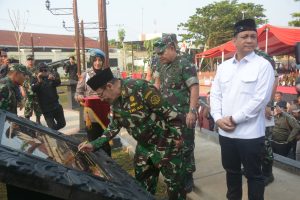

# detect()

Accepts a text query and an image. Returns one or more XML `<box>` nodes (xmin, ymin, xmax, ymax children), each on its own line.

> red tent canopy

<box><xmin>276</xmin><ymin>86</ymin><xmax>297</xmax><ymax>95</ymax></box>
<box><xmin>257</xmin><ymin>24</ymin><xmax>300</xmax><ymax>56</ymax></box>
<box><xmin>195</xmin><ymin>24</ymin><xmax>300</xmax><ymax>59</ymax></box>
<box><xmin>195</xmin><ymin>41</ymin><xmax>235</xmax><ymax>59</ymax></box>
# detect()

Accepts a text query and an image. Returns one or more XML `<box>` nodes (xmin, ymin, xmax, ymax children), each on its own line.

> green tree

<box><xmin>108</xmin><ymin>39</ymin><xmax>117</xmax><ymax>48</ymax></box>
<box><xmin>143</xmin><ymin>38</ymin><xmax>160</xmax><ymax>58</ymax></box>
<box><xmin>178</xmin><ymin>0</ymin><xmax>266</xmax><ymax>49</ymax></box>
<box><xmin>288</xmin><ymin>0</ymin><xmax>300</xmax><ymax>27</ymax></box>
<box><xmin>118</xmin><ymin>28</ymin><xmax>126</xmax><ymax>43</ymax></box>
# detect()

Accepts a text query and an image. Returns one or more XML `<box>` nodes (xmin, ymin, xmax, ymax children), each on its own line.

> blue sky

<box><xmin>0</xmin><ymin>0</ymin><xmax>299</xmax><ymax>41</ymax></box>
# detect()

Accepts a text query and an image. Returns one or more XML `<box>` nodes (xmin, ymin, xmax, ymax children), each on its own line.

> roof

<box><xmin>196</xmin><ymin>24</ymin><xmax>300</xmax><ymax>59</ymax></box>
<box><xmin>0</xmin><ymin>30</ymin><xmax>100</xmax><ymax>49</ymax></box>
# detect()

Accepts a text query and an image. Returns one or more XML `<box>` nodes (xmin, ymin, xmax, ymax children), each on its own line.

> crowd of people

<box><xmin>0</xmin><ymin>50</ymin><xmax>67</xmax><ymax>131</ymax></box>
<box><xmin>278</xmin><ymin>72</ymin><xmax>298</xmax><ymax>86</ymax></box>
<box><xmin>1</xmin><ymin>18</ymin><xmax>299</xmax><ymax>200</ymax></box>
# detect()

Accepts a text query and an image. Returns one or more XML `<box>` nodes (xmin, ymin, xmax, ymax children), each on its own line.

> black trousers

<box><xmin>43</xmin><ymin>105</ymin><xmax>66</xmax><ymax>131</ymax></box>
<box><xmin>86</xmin><ymin>122</ymin><xmax>111</xmax><ymax>157</ymax></box>
<box><xmin>271</xmin><ymin>141</ymin><xmax>292</xmax><ymax>157</ymax></box>
<box><xmin>219</xmin><ymin>135</ymin><xmax>265</xmax><ymax>200</ymax></box>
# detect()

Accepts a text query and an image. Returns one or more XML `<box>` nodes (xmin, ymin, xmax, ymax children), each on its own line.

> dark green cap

<box><xmin>26</xmin><ymin>55</ymin><xmax>34</xmax><ymax>60</ymax></box>
<box><xmin>153</xmin><ymin>33</ymin><xmax>178</xmax><ymax>54</ymax></box>
<box><xmin>10</xmin><ymin>64</ymin><xmax>30</xmax><ymax>75</ymax></box>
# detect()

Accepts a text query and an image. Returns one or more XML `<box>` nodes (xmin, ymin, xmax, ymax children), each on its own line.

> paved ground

<box><xmin>30</xmin><ymin>108</ymin><xmax>300</xmax><ymax>200</ymax></box>
<box><xmin>189</xmin><ymin>130</ymin><xmax>300</xmax><ymax>200</ymax></box>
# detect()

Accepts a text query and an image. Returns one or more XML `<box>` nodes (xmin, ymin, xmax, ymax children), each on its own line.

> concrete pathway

<box><xmin>188</xmin><ymin>129</ymin><xmax>300</xmax><ymax>200</ymax></box>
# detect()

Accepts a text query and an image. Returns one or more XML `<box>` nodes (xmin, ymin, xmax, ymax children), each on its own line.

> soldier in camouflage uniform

<box><xmin>0</xmin><ymin>64</ymin><xmax>31</xmax><ymax>196</ymax></box>
<box><xmin>0</xmin><ymin>64</ymin><xmax>30</xmax><ymax>114</ymax></box>
<box><xmin>78</xmin><ymin>68</ymin><xmax>187</xmax><ymax>200</ymax></box>
<box><xmin>22</xmin><ymin>55</ymin><xmax>42</xmax><ymax>124</ymax></box>
<box><xmin>153</xmin><ymin>34</ymin><xmax>199</xmax><ymax>192</ymax></box>
<box><xmin>0</xmin><ymin>48</ymin><xmax>9</xmax><ymax>79</ymax></box>
<box><xmin>255</xmin><ymin>49</ymin><xmax>278</xmax><ymax>186</ymax></box>
<box><xmin>149</xmin><ymin>55</ymin><xmax>160</xmax><ymax>89</ymax></box>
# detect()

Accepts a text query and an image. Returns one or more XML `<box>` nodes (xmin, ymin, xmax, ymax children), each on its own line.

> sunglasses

<box><xmin>40</xmin><ymin>69</ymin><xmax>48</xmax><ymax>72</ymax></box>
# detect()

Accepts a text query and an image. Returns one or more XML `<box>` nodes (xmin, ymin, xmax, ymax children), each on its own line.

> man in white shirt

<box><xmin>210</xmin><ymin>19</ymin><xmax>274</xmax><ymax>200</ymax></box>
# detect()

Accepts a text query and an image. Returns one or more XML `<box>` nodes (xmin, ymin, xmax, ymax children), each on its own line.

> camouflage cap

<box><xmin>153</xmin><ymin>33</ymin><xmax>178</xmax><ymax>54</ymax></box>
<box><xmin>10</xmin><ymin>64</ymin><xmax>30</xmax><ymax>75</ymax></box>
<box><xmin>26</xmin><ymin>54</ymin><xmax>34</xmax><ymax>60</ymax></box>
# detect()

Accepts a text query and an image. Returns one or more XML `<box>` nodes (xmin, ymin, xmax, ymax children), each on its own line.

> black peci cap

<box><xmin>234</xmin><ymin>19</ymin><xmax>257</xmax><ymax>36</ymax></box>
<box><xmin>87</xmin><ymin>68</ymin><xmax>114</xmax><ymax>91</ymax></box>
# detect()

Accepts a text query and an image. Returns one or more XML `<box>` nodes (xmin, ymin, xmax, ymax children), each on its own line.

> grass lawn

<box><xmin>57</xmin><ymin>85</ymin><xmax>68</xmax><ymax>108</ymax></box>
<box><xmin>112</xmin><ymin>148</ymin><xmax>168</xmax><ymax>199</ymax></box>
<box><xmin>0</xmin><ymin>183</ymin><xmax>7</xmax><ymax>200</ymax></box>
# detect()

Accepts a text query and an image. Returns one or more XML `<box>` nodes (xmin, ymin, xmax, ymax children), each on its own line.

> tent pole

<box><xmin>265</xmin><ymin>27</ymin><xmax>269</xmax><ymax>53</ymax></box>
<box><xmin>222</xmin><ymin>51</ymin><xmax>224</xmax><ymax>63</ymax></box>
<box><xmin>200</xmin><ymin>57</ymin><xmax>204</xmax><ymax>69</ymax></box>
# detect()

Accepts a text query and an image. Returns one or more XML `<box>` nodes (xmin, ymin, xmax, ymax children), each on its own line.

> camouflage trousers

<box><xmin>261</xmin><ymin>127</ymin><xmax>274</xmax><ymax>177</ymax></box>
<box><xmin>24</xmin><ymin>97</ymin><xmax>42</xmax><ymax>119</ymax></box>
<box><xmin>134</xmin><ymin>143</ymin><xmax>187</xmax><ymax>200</ymax></box>
<box><xmin>263</xmin><ymin>127</ymin><xmax>274</xmax><ymax>166</ymax></box>
<box><xmin>181</xmin><ymin>127</ymin><xmax>196</xmax><ymax>174</ymax></box>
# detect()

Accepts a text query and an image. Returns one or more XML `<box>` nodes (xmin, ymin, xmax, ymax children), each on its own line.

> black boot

<box><xmin>262</xmin><ymin>163</ymin><xmax>274</xmax><ymax>186</ymax></box>
<box><xmin>264</xmin><ymin>173</ymin><xmax>274</xmax><ymax>186</ymax></box>
<box><xmin>185</xmin><ymin>173</ymin><xmax>194</xmax><ymax>193</ymax></box>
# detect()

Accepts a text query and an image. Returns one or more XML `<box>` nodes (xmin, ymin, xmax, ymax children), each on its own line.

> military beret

<box><xmin>10</xmin><ymin>64</ymin><xmax>30</xmax><ymax>75</ymax></box>
<box><xmin>87</xmin><ymin>68</ymin><xmax>114</xmax><ymax>91</ymax></box>
<box><xmin>234</xmin><ymin>19</ymin><xmax>257</xmax><ymax>36</ymax></box>
<box><xmin>26</xmin><ymin>55</ymin><xmax>34</xmax><ymax>60</ymax></box>
<box><xmin>153</xmin><ymin>33</ymin><xmax>178</xmax><ymax>54</ymax></box>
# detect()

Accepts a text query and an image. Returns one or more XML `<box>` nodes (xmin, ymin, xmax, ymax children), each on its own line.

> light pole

<box><xmin>72</xmin><ymin>0</ymin><xmax>81</xmax><ymax>75</ymax></box>
<box><xmin>63</xmin><ymin>20</ymin><xmax>102</xmax><ymax>71</ymax></box>
<box><xmin>45</xmin><ymin>0</ymin><xmax>72</xmax><ymax>15</ymax></box>
<box><xmin>241</xmin><ymin>10</ymin><xmax>246</xmax><ymax>20</ymax></box>
<box><xmin>45</xmin><ymin>0</ymin><xmax>81</xmax><ymax>76</ymax></box>
<box><xmin>98</xmin><ymin>0</ymin><xmax>109</xmax><ymax>67</ymax></box>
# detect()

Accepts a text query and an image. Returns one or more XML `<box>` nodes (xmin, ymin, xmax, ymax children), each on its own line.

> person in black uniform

<box><xmin>32</xmin><ymin>63</ymin><xmax>66</xmax><ymax>130</ymax></box>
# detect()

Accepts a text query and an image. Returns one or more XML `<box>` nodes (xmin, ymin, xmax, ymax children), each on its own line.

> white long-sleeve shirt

<box><xmin>210</xmin><ymin>52</ymin><xmax>275</xmax><ymax>139</ymax></box>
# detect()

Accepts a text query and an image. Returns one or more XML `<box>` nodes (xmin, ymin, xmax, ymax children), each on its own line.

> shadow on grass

<box><xmin>112</xmin><ymin>148</ymin><xmax>168</xmax><ymax>199</ymax></box>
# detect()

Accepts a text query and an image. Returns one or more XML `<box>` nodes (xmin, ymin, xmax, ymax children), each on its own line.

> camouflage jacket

<box><xmin>91</xmin><ymin>79</ymin><xmax>182</xmax><ymax>161</ymax></box>
<box><xmin>75</xmin><ymin>67</ymin><xmax>105</xmax><ymax>122</ymax></box>
<box><xmin>0</xmin><ymin>64</ymin><xmax>9</xmax><ymax>79</ymax></box>
<box><xmin>0</xmin><ymin>77</ymin><xmax>19</xmax><ymax>114</ymax></box>
<box><xmin>23</xmin><ymin>66</ymin><xmax>38</xmax><ymax>98</ymax></box>
<box><xmin>156</xmin><ymin>53</ymin><xmax>198</xmax><ymax>113</ymax></box>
